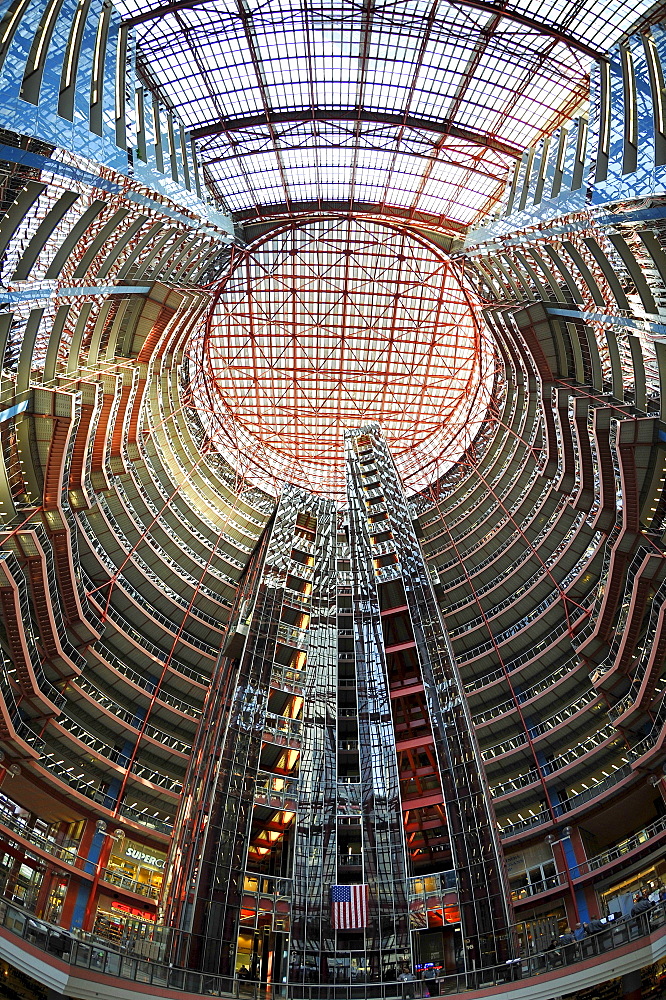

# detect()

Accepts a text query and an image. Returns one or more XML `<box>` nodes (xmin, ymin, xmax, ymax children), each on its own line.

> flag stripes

<box><xmin>331</xmin><ymin>884</ymin><xmax>369</xmax><ymax>929</ymax></box>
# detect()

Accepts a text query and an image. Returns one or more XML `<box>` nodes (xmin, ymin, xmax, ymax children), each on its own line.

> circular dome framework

<box><xmin>187</xmin><ymin>217</ymin><xmax>495</xmax><ymax>498</ymax></box>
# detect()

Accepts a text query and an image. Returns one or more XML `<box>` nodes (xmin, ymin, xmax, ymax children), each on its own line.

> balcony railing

<box><xmin>499</xmin><ymin>763</ymin><xmax>633</xmax><ymax>839</ymax></box>
<box><xmin>38</xmin><ymin>754</ymin><xmax>174</xmax><ymax>835</ymax></box>
<box><xmin>0</xmin><ymin>802</ymin><xmax>165</xmax><ymax>894</ymax></box>
<box><xmin>263</xmin><ymin>714</ymin><xmax>302</xmax><ymax>742</ymax></box>
<box><xmin>0</xmin><ymin>802</ymin><xmax>80</xmax><ymax>867</ymax></box>
<box><xmin>1</xmin><ymin>897</ymin><xmax>665</xmax><ymax>998</ymax></box>
<box><xmin>510</xmin><ymin>872</ymin><xmax>567</xmax><ymax>901</ymax></box>
<box><xmin>270</xmin><ymin>665</ymin><xmax>307</xmax><ymax>690</ymax></box>
<box><xmin>570</xmin><ymin>813</ymin><xmax>666</xmax><ymax>879</ymax></box>
<box><xmin>276</xmin><ymin>624</ymin><xmax>308</xmax><ymax>648</ymax></box>
<box><xmin>99</xmin><ymin>869</ymin><xmax>160</xmax><ymax>900</ymax></box>
<box><xmin>92</xmin><ymin>643</ymin><xmax>200</xmax><ymax>718</ymax></box>
<box><xmin>76</xmin><ymin>675</ymin><xmax>192</xmax><ymax>754</ymax></box>
<box><xmin>254</xmin><ymin>772</ymin><xmax>299</xmax><ymax>803</ymax></box>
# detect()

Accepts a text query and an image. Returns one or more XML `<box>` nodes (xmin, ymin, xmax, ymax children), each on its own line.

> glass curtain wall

<box><xmin>167</xmin><ymin>428</ymin><xmax>512</xmax><ymax>986</ymax></box>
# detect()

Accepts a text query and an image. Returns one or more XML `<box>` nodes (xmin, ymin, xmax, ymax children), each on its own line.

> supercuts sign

<box><xmin>116</xmin><ymin>840</ymin><xmax>166</xmax><ymax>870</ymax></box>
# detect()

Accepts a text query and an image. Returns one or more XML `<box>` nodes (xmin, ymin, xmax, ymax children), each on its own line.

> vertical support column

<box><xmin>344</xmin><ymin>424</ymin><xmax>514</xmax><ymax>973</ymax></box>
<box><xmin>63</xmin><ymin>818</ymin><xmax>105</xmax><ymax>930</ymax></box>
<box><xmin>346</xmin><ymin>460</ymin><xmax>411</xmax><ymax>980</ymax></box>
<box><xmin>285</xmin><ymin>488</ymin><xmax>338</xmax><ymax>986</ymax></box>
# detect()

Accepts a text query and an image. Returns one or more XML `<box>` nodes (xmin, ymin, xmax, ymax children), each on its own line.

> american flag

<box><xmin>331</xmin><ymin>884</ymin><xmax>369</xmax><ymax>929</ymax></box>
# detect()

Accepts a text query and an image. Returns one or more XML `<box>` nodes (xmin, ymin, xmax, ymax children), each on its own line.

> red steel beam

<box><xmin>192</xmin><ymin>111</ymin><xmax>524</xmax><ymax>158</ymax></box>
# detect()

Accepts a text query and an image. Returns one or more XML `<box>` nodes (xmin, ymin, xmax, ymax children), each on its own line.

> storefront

<box><xmin>94</xmin><ymin>896</ymin><xmax>158</xmax><ymax>941</ymax></box>
<box><xmin>600</xmin><ymin>859</ymin><xmax>666</xmax><ymax>918</ymax></box>
<box><xmin>105</xmin><ymin>839</ymin><xmax>165</xmax><ymax>899</ymax></box>
<box><xmin>93</xmin><ymin>840</ymin><xmax>164</xmax><ymax>945</ymax></box>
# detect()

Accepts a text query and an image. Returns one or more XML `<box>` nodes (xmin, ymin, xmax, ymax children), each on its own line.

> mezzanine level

<box><xmin>0</xmin><ymin>896</ymin><xmax>665</xmax><ymax>1000</ymax></box>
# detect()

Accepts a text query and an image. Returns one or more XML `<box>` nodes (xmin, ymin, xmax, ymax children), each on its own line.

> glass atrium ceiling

<box><xmin>187</xmin><ymin>219</ymin><xmax>493</xmax><ymax>497</ymax></box>
<box><xmin>118</xmin><ymin>0</ymin><xmax>658</xmax><ymax>497</ymax></box>
<box><xmin>117</xmin><ymin>0</ymin><xmax>656</xmax><ymax>231</ymax></box>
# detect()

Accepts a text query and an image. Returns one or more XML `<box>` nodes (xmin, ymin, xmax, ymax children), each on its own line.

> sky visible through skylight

<box><xmin>187</xmin><ymin>219</ymin><xmax>495</xmax><ymax>497</ymax></box>
<box><xmin>117</xmin><ymin>0</ymin><xmax>659</xmax><ymax>495</ymax></box>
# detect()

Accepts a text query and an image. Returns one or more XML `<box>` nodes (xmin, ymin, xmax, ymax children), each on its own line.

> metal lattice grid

<box><xmin>113</xmin><ymin>0</ymin><xmax>649</xmax><ymax>228</ymax></box>
<box><xmin>186</xmin><ymin>217</ymin><xmax>495</xmax><ymax>498</ymax></box>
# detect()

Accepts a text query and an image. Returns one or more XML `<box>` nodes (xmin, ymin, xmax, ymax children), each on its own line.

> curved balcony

<box><xmin>123</xmin><ymin>467</ymin><xmax>254</xmax><ymax>567</ymax></box>
<box><xmin>102</xmin><ymin>488</ymin><xmax>239</xmax><ymax>604</ymax></box>
<box><xmin>0</xmin><ymin>799</ymin><xmax>168</xmax><ymax>890</ymax></box>
<box><xmin>74</xmin><ymin>675</ymin><xmax>192</xmax><ymax>754</ymax></box>
<box><xmin>440</xmin><ymin>509</ymin><xmax>589</xmax><ymax>615</ymax></box>
<box><xmin>79</xmin><ymin>530</ymin><xmax>221</xmax><ymax>658</ymax></box>
<box><xmin>498</xmin><ymin>762</ymin><xmax>634</xmax><ymax>840</ymax></box>
<box><xmin>52</xmin><ymin>715</ymin><xmax>184</xmax><ymax>794</ymax></box>
<box><xmin>429</xmin><ymin>495</ymin><xmax>569</xmax><ymax>599</ymax></box>
<box><xmin>464</xmin><ymin>595</ymin><xmax>592</xmax><ymax>687</ymax></box>
<box><xmin>86</xmin><ymin>593</ymin><xmax>210</xmax><ymax>686</ymax></box>
<box><xmin>36</xmin><ymin>754</ymin><xmax>174</xmax><ymax>835</ymax></box>
<box><xmin>471</xmin><ymin>656</ymin><xmax>583</xmax><ymax>725</ymax></box>
<box><xmin>457</xmin><ymin>575</ymin><xmax>593</xmax><ymax>666</ymax></box>
<box><xmin>90</xmin><ymin>643</ymin><xmax>200</xmax><ymax>718</ymax></box>
<box><xmin>0</xmin><ymin>896</ymin><xmax>665</xmax><ymax>999</ymax></box>
<box><xmin>430</xmin><ymin>476</ymin><xmax>551</xmax><ymax>566</ymax></box>
<box><xmin>420</xmin><ymin>400</ymin><xmax>537</xmax><ymax>542</ymax></box>
<box><xmin>99</xmin><ymin>868</ymin><xmax>160</xmax><ymax>900</ymax></box>
<box><xmin>510</xmin><ymin>871</ymin><xmax>567</xmax><ymax>902</ymax></box>
<box><xmin>114</xmin><ymin>479</ymin><xmax>247</xmax><ymax>574</ymax></box>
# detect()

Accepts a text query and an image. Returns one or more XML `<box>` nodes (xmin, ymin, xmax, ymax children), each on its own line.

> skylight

<box><xmin>114</xmin><ymin>0</ymin><xmax>646</xmax><ymax>230</ymax></box>
<box><xmin>186</xmin><ymin>218</ymin><xmax>495</xmax><ymax>497</ymax></box>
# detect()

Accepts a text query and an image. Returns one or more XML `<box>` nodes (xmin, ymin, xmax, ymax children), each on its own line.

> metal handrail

<box><xmin>1</xmin><ymin>897</ymin><xmax>665</xmax><ymax>998</ymax></box>
<box><xmin>570</xmin><ymin>813</ymin><xmax>666</xmax><ymax>878</ymax></box>
<box><xmin>99</xmin><ymin>868</ymin><xmax>160</xmax><ymax>900</ymax></box>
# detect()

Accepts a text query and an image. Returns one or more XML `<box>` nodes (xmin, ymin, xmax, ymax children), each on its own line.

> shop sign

<box><xmin>111</xmin><ymin>902</ymin><xmax>156</xmax><ymax>920</ymax></box>
<box><xmin>116</xmin><ymin>840</ymin><xmax>166</xmax><ymax>870</ymax></box>
<box><xmin>505</xmin><ymin>854</ymin><xmax>526</xmax><ymax>876</ymax></box>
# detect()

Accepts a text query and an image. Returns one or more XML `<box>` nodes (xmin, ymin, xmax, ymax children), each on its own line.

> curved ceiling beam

<box><xmin>192</xmin><ymin>110</ymin><xmax>523</xmax><ymax>158</ymax></box>
<box><xmin>238</xmin><ymin>218</ymin><xmax>462</xmax><ymax>255</ymax></box>
<box><xmin>123</xmin><ymin>0</ymin><xmax>607</xmax><ymax>61</ymax></box>
<box><xmin>232</xmin><ymin>200</ymin><xmax>469</xmax><ymax>236</ymax></box>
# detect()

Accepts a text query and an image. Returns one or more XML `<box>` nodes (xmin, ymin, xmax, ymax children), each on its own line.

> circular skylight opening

<box><xmin>187</xmin><ymin>217</ymin><xmax>494</xmax><ymax>499</ymax></box>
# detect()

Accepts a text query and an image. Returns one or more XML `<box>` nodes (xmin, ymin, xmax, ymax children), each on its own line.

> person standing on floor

<box><xmin>399</xmin><ymin>966</ymin><xmax>417</xmax><ymax>999</ymax></box>
<box><xmin>422</xmin><ymin>964</ymin><xmax>438</xmax><ymax>996</ymax></box>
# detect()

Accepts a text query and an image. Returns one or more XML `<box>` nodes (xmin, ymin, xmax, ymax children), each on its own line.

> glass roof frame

<box><xmin>115</xmin><ymin>0</ymin><xmax>662</xmax><ymax>497</ymax></box>
<box><xmin>117</xmin><ymin>0</ymin><xmax>661</xmax><ymax>227</ymax></box>
<box><xmin>185</xmin><ymin>217</ymin><xmax>497</xmax><ymax>498</ymax></box>
<box><xmin>114</xmin><ymin>0</ymin><xmax>644</xmax><ymax>230</ymax></box>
